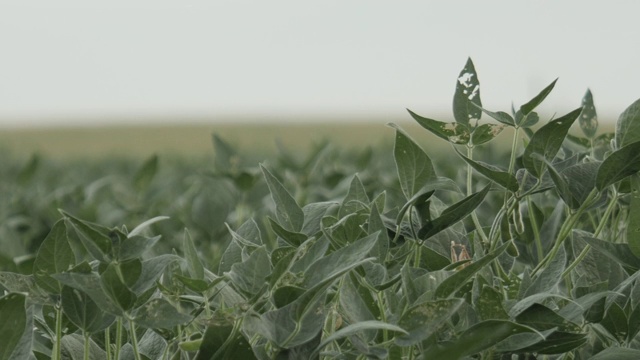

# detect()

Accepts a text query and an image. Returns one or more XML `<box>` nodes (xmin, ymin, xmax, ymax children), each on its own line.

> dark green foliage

<box><xmin>0</xmin><ymin>59</ymin><xmax>639</xmax><ymax>359</ymax></box>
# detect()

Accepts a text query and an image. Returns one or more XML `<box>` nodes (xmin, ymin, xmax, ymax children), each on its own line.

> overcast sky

<box><xmin>1</xmin><ymin>1</ymin><xmax>638</xmax><ymax>127</ymax></box>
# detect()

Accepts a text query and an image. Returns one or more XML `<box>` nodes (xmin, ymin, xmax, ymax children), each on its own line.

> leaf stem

<box><xmin>52</xmin><ymin>303</ymin><xmax>63</xmax><ymax>360</ymax></box>
<box><xmin>114</xmin><ymin>318</ymin><xmax>123</xmax><ymax>360</ymax></box>
<box><xmin>128</xmin><ymin>316</ymin><xmax>142</xmax><ymax>360</ymax></box>
<box><xmin>84</xmin><ymin>332</ymin><xmax>91</xmax><ymax>360</ymax></box>
<box><xmin>526</xmin><ymin>196</ymin><xmax>544</xmax><ymax>263</ymax></box>
<box><xmin>105</xmin><ymin>327</ymin><xmax>112</xmax><ymax>360</ymax></box>
<box><xmin>466</xmin><ymin>145</ymin><xmax>489</xmax><ymax>248</ymax></box>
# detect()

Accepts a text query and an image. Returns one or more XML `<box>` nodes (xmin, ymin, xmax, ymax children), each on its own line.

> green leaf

<box><xmin>523</xmin><ymin>245</ymin><xmax>566</xmax><ymax>297</ymax></box>
<box><xmin>0</xmin><ymin>293</ymin><xmax>32</xmax><ymax>360</ymax></box>
<box><xmin>596</xmin><ymin>140</ymin><xmax>640</xmax><ymax>190</ymax></box>
<box><xmin>473</xmin><ymin>105</ymin><xmax>515</xmax><ymax>126</ymax></box>
<box><xmin>407</xmin><ymin>109</ymin><xmax>470</xmax><ymax>144</ymax></box>
<box><xmin>418</xmin><ymin>184</ymin><xmax>491</xmax><ymax>240</ymax></box>
<box><xmin>133</xmin><ymin>154</ymin><xmax>159</xmax><ymax>190</ymax></box>
<box><xmin>269</xmin><ymin>218</ymin><xmax>308</xmax><ymax>247</ymax></box>
<box><xmin>615</xmin><ymin>97</ymin><xmax>640</xmax><ymax>149</ymax></box>
<box><xmin>117</xmin><ymin>235</ymin><xmax>160</xmax><ymax>262</ymax></box>
<box><xmin>601</xmin><ymin>302</ymin><xmax>628</xmax><ymax>340</ymax></box>
<box><xmin>423</xmin><ymin>320</ymin><xmax>541</xmax><ymax>359</ymax></box>
<box><xmin>61</xmin><ymin>285</ymin><xmax>115</xmax><ymax>333</ymax></box>
<box><xmin>101</xmin><ymin>262</ymin><xmax>137</xmax><ymax>312</ymax></box>
<box><xmin>60</xmin><ymin>210</ymin><xmax>112</xmax><ymax>262</ymax></box>
<box><xmin>471</xmin><ymin>123</ymin><xmax>506</xmax><ymax>146</ymax></box>
<box><xmin>395</xmin><ymin>298</ymin><xmax>464</xmax><ymax>346</ymax></box>
<box><xmin>313</xmin><ymin>321</ymin><xmax>407</xmax><ymax>358</ymax></box>
<box><xmin>339</xmin><ymin>174</ymin><xmax>370</xmax><ymax>217</ymax></box>
<box><xmin>520</xmin><ymin>78</ymin><xmax>558</xmax><ymax>116</ymax></box>
<box><xmin>628</xmin><ymin>174</ymin><xmax>640</xmax><ymax>258</ymax></box>
<box><xmin>522</xmin><ymin>107</ymin><xmax>582</xmax><ymax>178</ymax></box>
<box><xmin>454</xmin><ymin>148</ymin><xmax>518</xmax><ymax>191</ymax></box>
<box><xmin>515</xmin><ymin>331</ymin><xmax>587</xmax><ymax>355</ymax></box>
<box><xmin>580</xmin><ymin>88</ymin><xmax>598</xmax><ymax>138</ymax></box>
<box><xmin>576</xmin><ymin>230</ymin><xmax>640</xmax><ymax>272</ymax></box>
<box><xmin>133</xmin><ymin>298</ymin><xmax>192</xmax><ymax>329</ymax></box>
<box><xmin>0</xmin><ymin>272</ymin><xmax>51</xmax><ymax>305</ymax></box>
<box><xmin>475</xmin><ymin>285</ymin><xmax>509</xmax><ymax>321</ymax></box>
<box><xmin>33</xmin><ymin>219</ymin><xmax>75</xmax><ymax>294</ymax></box>
<box><xmin>434</xmin><ymin>240</ymin><xmax>511</xmax><ymax>298</ymax></box>
<box><xmin>260</xmin><ymin>164</ymin><xmax>304</xmax><ymax>232</ymax></box>
<box><xmin>197</xmin><ymin>313</ymin><xmax>255</xmax><ymax>360</ymax></box>
<box><xmin>182</xmin><ymin>229</ymin><xmax>204</xmax><ymax>280</ymax></box>
<box><xmin>590</xmin><ymin>347</ymin><xmax>640</xmax><ymax>360</ymax></box>
<box><xmin>389</xmin><ymin>123</ymin><xmax>437</xmax><ymax>199</ymax></box>
<box><xmin>368</xmin><ymin>203</ymin><xmax>390</xmax><ymax>262</ymax></box>
<box><xmin>131</xmin><ymin>254</ymin><xmax>183</xmax><ymax>295</ymax></box>
<box><xmin>453</xmin><ymin>57</ymin><xmax>482</xmax><ymax>127</ymax></box>
<box><xmin>227</xmin><ymin>246</ymin><xmax>271</xmax><ymax>295</ymax></box>
<box><xmin>515</xmin><ymin>303</ymin><xmax>581</xmax><ymax>332</ymax></box>
<box><xmin>128</xmin><ymin>215</ymin><xmax>170</xmax><ymax>238</ymax></box>
<box><xmin>60</xmin><ymin>333</ymin><xmax>107</xmax><ymax>360</ymax></box>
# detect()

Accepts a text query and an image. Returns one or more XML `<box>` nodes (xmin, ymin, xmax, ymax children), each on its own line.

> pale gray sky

<box><xmin>0</xmin><ymin>1</ymin><xmax>638</xmax><ymax>127</ymax></box>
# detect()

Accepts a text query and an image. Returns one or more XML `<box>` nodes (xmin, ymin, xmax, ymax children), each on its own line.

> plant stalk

<box><xmin>128</xmin><ymin>317</ymin><xmax>142</xmax><ymax>360</ymax></box>
<box><xmin>84</xmin><ymin>332</ymin><xmax>91</xmax><ymax>360</ymax></box>
<box><xmin>467</xmin><ymin>145</ymin><xmax>489</xmax><ymax>247</ymax></box>
<box><xmin>52</xmin><ymin>303</ymin><xmax>63</xmax><ymax>360</ymax></box>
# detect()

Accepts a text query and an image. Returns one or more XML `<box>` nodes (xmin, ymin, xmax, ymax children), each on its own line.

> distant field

<box><xmin>0</xmin><ymin>120</ymin><xmax>612</xmax><ymax>160</ymax></box>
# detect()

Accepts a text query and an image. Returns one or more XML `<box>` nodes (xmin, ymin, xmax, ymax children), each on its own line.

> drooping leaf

<box><xmin>580</xmin><ymin>89</ymin><xmax>598</xmax><ymax>138</ymax></box>
<box><xmin>418</xmin><ymin>184</ymin><xmax>491</xmax><ymax>240</ymax></box>
<box><xmin>515</xmin><ymin>303</ymin><xmax>581</xmax><ymax>332</ymax></box>
<box><xmin>389</xmin><ymin>123</ymin><xmax>437</xmax><ymax>199</ymax></box>
<box><xmin>522</xmin><ymin>107</ymin><xmax>582</xmax><ymax>178</ymax></box>
<box><xmin>473</xmin><ymin>105</ymin><xmax>515</xmax><ymax>126</ymax></box>
<box><xmin>596</xmin><ymin>140</ymin><xmax>640</xmax><ymax>190</ymax></box>
<box><xmin>127</xmin><ymin>215</ymin><xmax>170</xmax><ymax>238</ymax></box>
<box><xmin>227</xmin><ymin>246</ymin><xmax>271</xmax><ymax>295</ymax></box>
<box><xmin>434</xmin><ymin>241</ymin><xmax>511</xmax><ymax>299</ymax></box>
<box><xmin>407</xmin><ymin>109</ymin><xmax>470</xmax><ymax>145</ymax></box>
<box><xmin>33</xmin><ymin>219</ymin><xmax>75</xmax><ymax>294</ymax></box>
<box><xmin>475</xmin><ymin>285</ymin><xmax>509</xmax><ymax>321</ymax></box>
<box><xmin>133</xmin><ymin>154</ymin><xmax>159</xmax><ymax>191</ymax></box>
<box><xmin>101</xmin><ymin>262</ymin><xmax>137</xmax><ymax>312</ymax></box>
<box><xmin>60</xmin><ymin>210</ymin><xmax>112</xmax><ymax>262</ymax></box>
<box><xmin>520</xmin><ymin>78</ymin><xmax>558</xmax><ymax>116</ymax></box>
<box><xmin>453</xmin><ymin>57</ymin><xmax>482</xmax><ymax>127</ymax></box>
<box><xmin>269</xmin><ymin>218</ymin><xmax>308</xmax><ymax>247</ymax></box>
<box><xmin>395</xmin><ymin>298</ymin><xmax>464</xmax><ymax>346</ymax></box>
<box><xmin>523</xmin><ymin>245</ymin><xmax>566</xmax><ymax>297</ymax></box>
<box><xmin>454</xmin><ymin>149</ymin><xmax>518</xmax><ymax>191</ymax></box>
<box><xmin>260</xmin><ymin>164</ymin><xmax>304</xmax><ymax>232</ymax></box>
<box><xmin>197</xmin><ymin>313</ymin><xmax>255</xmax><ymax>360</ymax></box>
<box><xmin>615</xmin><ymin>97</ymin><xmax>640</xmax><ymax>149</ymax></box>
<box><xmin>60</xmin><ymin>333</ymin><xmax>107</xmax><ymax>360</ymax></box>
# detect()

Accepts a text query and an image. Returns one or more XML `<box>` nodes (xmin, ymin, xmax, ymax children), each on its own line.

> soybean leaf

<box><xmin>516</xmin><ymin>331</ymin><xmax>587</xmax><ymax>355</ymax></box>
<box><xmin>471</xmin><ymin>123</ymin><xmax>506</xmax><ymax>146</ymax></box>
<box><xmin>128</xmin><ymin>215</ymin><xmax>169</xmax><ymax>238</ymax></box>
<box><xmin>339</xmin><ymin>174</ymin><xmax>370</xmax><ymax>218</ymax></box>
<box><xmin>454</xmin><ymin>148</ymin><xmax>518</xmax><ymax>191</ymax></box>
<box><xmin>33</xmin><ymin>219</ymin><xmax>75</xmax><ymax>294</ymax></box>
<box><xmin>418</xmin><ymin>184</ymin><xmax>491</xmax><ymax>240</ymax></box>
<box><xmin>580</xmin><ymin>89</ymin><xmax>598</xmax><ymax>138</ymax></box>
<box><xmin>132</xmin><ymin>254</ymin><xmax>183</xmax><ymax>295</ymax></box>
<box><xmin>575</xmin><ymin>230</ymin><xmax>640</xmax><ymax>272</ymax></box>
<box><xmin>60</xmin><ymin>210</ymin><xmax>112</xmax><ymax>262</ymax></box>
<box><xmin>475</xmin><ymin>285</ymin><xmax>509</xmax><ymax>321</ymax></box>
<box><xmin>61</xmin><ymin>285</ymin><xmax>115</xmax><ymax>333</ymax></box>
<box><xmin>117</xmin><ymin>235</ymin><xmax>160</xmax><ymax>262</ymax></box>
<box><xmin>60</xmin><ymin>333</ymin><xmax>107</xmax><ymax>360</ymax></box>
<box><xmin>302</xmin><ymin>201</ymin><xmax>338</xmax><ymax>237</ymax></box>
<box><xmin>473</xmin><ymin>105</ymin><xmax>515</xmax><ymax>126</ymax></box>
<box><xmin>407</xmin><ymin>109</ymin><xmax>470</xmax><ymax>145</ymax></box>
<box><xmin>601</xmin><ymin>302</ymin><xmax>628</xmax><ymax>340</ymax></box>
<box><xmin>182</xmin><ymin>228</ymin><xmax>204</xmax><ymax>280</ymax></box>
<box><xmin>368</xmin><ymin>203</ymin><xmax>390</xmax><ymax>262</ymax></box>
<box><xmin>523</xmin><ymin>107</ymin><xmax>582</xmax><ymax>178</ymax></box>
<box><xmin>260</xmin><ymin>164</ymin><xmax>304</xmax><ymax>232</ymax></box>
<box><xmin>389</xmin><ymin>123</ymin><xmax>437</xmax><ymax>199</ymax></box>
<box><xmin>0</xmin><ymin>293</ymin><xmax>32</xmax><ymax>360</ymax></box>
<box><xmin>54</xmin><ymin>265</ymin><xmax>123</xmax><ymax>316</ymax></box>
<box><xmin>423</xmin><ymin>320</ymin><xmax>541</xmax><ymax>359</ymax></box>
<box><xmin>596</xmin><ymin>140</ymin><xmax>640</xmax><ymax>190</ymax></box>
<box><xmin>395</xmin><ymin>298</ymin><xmax>464</xmax><ymax>346</ymax></box>
<box><xmin>133</xmin><ymin>298</ymin><xmax>192</xmax><ymax>329</ymax></box>
<box><xmin>197</xmin><ymin>314</ymin><xmax>255</xmax><ymax>360</ymax></box>
<box><xmin>520</xmin><ymin>78</ymin><xmax>558</xmax><ymax>116</ymax></box>
<box><xmin>227</xmin><ymin>246</ymin><xmax>271</xmax><ymax>295</ymax></box>
<box><xmin>615</xmin><ymin>97</ymin><xmax>640</xmax><ymax>149</ymax></box>
<box><xmin>269</xmin><ymin>218</ymin><xmax>308</xmax><ymax>247</ymax></box>
<box><xmin>101</xmin><ymin>262</ymin><xmax>137</xmax><ymax>312</ymax></box>
<box><xmin>590</xmin><ymin>347</ymin><xmax>640</xmax><ymax>360</ymax></box>
<box><xmin>515</xmin><ymin>303</ymin><xmax>581</xmax><ymax>332</ymax></box>
<box><xmin>523</xmin><ymin>245</ymin><xmax>566</xmax><ymax>297</ymax></box>
<box><xmin>434</xmin><ymin>241</ymin><xmax>511</xmax><ymax>298</ymax></box>
<box><xmin>453</xmin><ymin>57</ymin><xmax>482</xmax><ymax>127</ymax></box>
<box><xmin>138</xmin><ymin>330</ymin><xmax>167</xmax><ymax>360</ymax></box>
<box><xmin>133</xmin><ymin>154</ymin><xmax>158</xmax><ymax>191</ymax></box>
<box><xmin>313</xmin><ymin>321</ymin><xmax>408</xmax><ymax>358</ymax></box>
<box><xmin>0</xmin><ymin>272</ymin><xmax>50</xmax><ymax>305</ymax></box>
<box><xmin>628</xmin><ymin>174</ymin><xmax>640</xmax><ymax>258</ymax></box>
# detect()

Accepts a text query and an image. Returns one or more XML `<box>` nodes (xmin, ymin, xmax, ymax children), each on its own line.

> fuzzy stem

<box><xmin>84</xmin><ymin>332</ymin><xmax>91</xmax><ymax>360</ymax></box>
<box><xmin>52</xmin><ymin>304</ymin><xmax>63</xmax><ymax>360</ymax></box>
<box><xmin>467</xmin><ymin>145</ymin><xmax>489</xmax><ymax>247</ymax></box>
<box><xmin>128</xmin><ymin>317</ymin><xmax>142</xmax><ymax>360</ymax></box>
